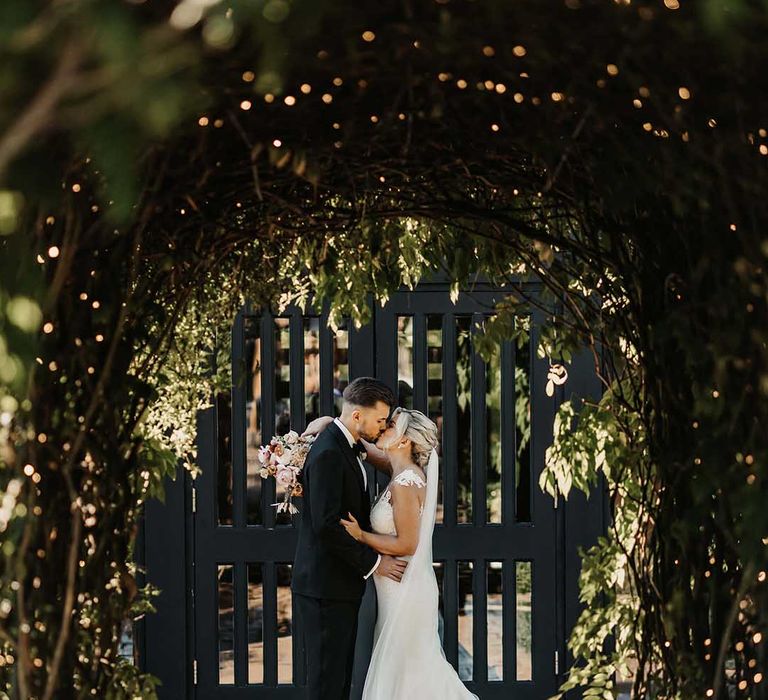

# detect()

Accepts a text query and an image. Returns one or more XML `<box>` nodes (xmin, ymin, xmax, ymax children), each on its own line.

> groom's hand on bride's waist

<box><xmin>376</xmin><ymin>555</ymin><xmax>407</xmax><ymax>582</ymax></box>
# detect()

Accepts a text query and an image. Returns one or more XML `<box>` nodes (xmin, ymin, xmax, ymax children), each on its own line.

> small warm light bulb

<box><xmin>322</xmin><ymin>93</ymin><xmax>333</xmax><ymax>104</ymax></box>
<box><xmin>678</xmin><ymin>87</ymin><xmax>691</xmax><ymax>100</ymax></box>
<box><xmin>240</xmin><ymin>100</ymin><xmax>252</xmax><ymax>111</ymax></box>
<box><xmin>482</xmin><ymin>45</ymin><xmax>495</xmax><ymax>57</ymax></box>
<box><xmin>43</xmin><ymin>322</ymin><xmax>54</xmax><ymax>334</ymax></box>
<box><xmin>48</xmin><ymin>246</ymin><xmax>60</xmax><ymax>258</ymax></box>
<box><xmin>514</xmin><ymin>93</ymin><xmax>524</xmax><ymax>103</ymax></box>
<box><xmin>300</xmin><ymin>83</ymin><xmax>312</xmax><ymax>94</ymax></box>
<box><xmin>264</xmin><ymin>94</ymin><xmax>275</xmax><ymax>103</ymax></box>
<box><xmin>490</xmin><ymin>123</ymin><xmax>500</xmax><ymax>132</ymax></box>
<box><xmin>242</xmin><ymin>71</ymin><xmax>255</xmax><ymax>82</ymax></box>
<box><xmin>362</xmin><ymin>30</ymin><xmax>375</xmax><ymax>42</ymax></box>
<box><xmin>284</xmin><ymin>95</ymin><xmax>296</xmax><ymax>106</ymax></box>
<box><xmin>72</xmin><ymin>184</ymin><xmax>81</xmax><ymax>193</ymax></box>
<box><xmin>272</xmin><ymin>139</ymin><xmax>282</xmax><ymax>147</ymax></box>
<box><xmin>607</xmin><ymin>64</ymin><xmax>619</xmax><ymax>76</ymax></box>
<box><xmin>513</xmin><ymin>45</ymin><xmax>526</xmax><ymax>57</ymax></box>
<box><xmin>457</xmin><ymin>79</ymin><xmax>468</xmax><ymax>89</ymax></box>
<box><xmin>198</xmin><ymin>117</ymin><xmax>209</xmax><ymax>127</ymax></box>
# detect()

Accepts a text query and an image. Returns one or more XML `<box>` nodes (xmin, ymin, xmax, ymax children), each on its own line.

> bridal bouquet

<box><xmin>257</xmin><ymin>430</ymin><xmax>315</xmax><ymax>515</ymax></box>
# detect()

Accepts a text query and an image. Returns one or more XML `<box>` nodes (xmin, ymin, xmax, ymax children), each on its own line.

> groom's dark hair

<box><xmin>343</xmin><ymin>377</ymin><xmax>396</xmax><ymax>409</ymax></box>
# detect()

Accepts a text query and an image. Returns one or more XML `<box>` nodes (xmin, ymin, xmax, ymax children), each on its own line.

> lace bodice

<box><xmin>370</xmin><ymin>468</ymin><xmax>426</xmax><ymax>536</ymax></box>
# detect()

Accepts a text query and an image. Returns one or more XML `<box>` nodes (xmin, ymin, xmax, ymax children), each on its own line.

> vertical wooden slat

<box><xmin>529</xmin><ymin>560</ymin><xmax>537</xmax><ymax>683</ymax></box>
<box><xmin>443</xmin><ymin>314</ymin><xmax>458</xmax><ymax>529</ymax></box>
<box><xmin>261</xmin><ymin>313</ymin><xmax>276</xmax><ymax>530</ymax></box>
<box><xmin>474</xmin><ymin>560</ymin><xmax>488</xmax><ymax>683</ymax></box>
<box><xmin>231</xmin><ymin>309</ymin><xmax>246</xmax><ymax>528</ymax></box>
<box><xmin>375</xmin><ymin>309</ymin><xmax>396</xmax><ymax>394</ymax></box>
<box><xmin>471</xmin><ymin>313</ymin><xmax>487</xmax><ymax>528</ymax></box>
<box><xmin>413</xmin><ymin>313</ymin><xmax>427</xmax><ymax>413</ymax></box>
<box><xmin>290</xmin><ymin>309</ymin><xmax>305</xmax><ymax>432</ymax></box>
<box><xmin>374</xmin><ymin>308</ymin><xmax>397</xmax><ymax>495</ymax></box>
<box><xmin>507</xmin><ymin>559</ymin><xmax>517</xmax><ymax>682</ymax></box>
<box><xmin>194</xmin><ymin>408</ymin><xmax>218</xmax><ymax>690</ymax></box>
<box><xmin>501</xmin><ymin>340</ymin><xmax>516</xmax><ymax>525</ymax></box>
<box><xmin>233</xmin><ymin>560</ymin><xmax>247</xmax><ymax>685</ymax></box>
<box><xmin>352</xmin><ymin>305</ymin><xmax>376</xmax><ymax>378</ymax></box>
<box><xmin>319</xmin><ymin>316</ymin><xmax>334</xmax><ymax>417</ymax></box>
<box><xmin>263</xmin><ymin>562</ymin><xmax>277</xmax><ymax>686</ymax></box>
<box><xmin>444</xmin><ymin>559</ymin><xmax>459</xmax><ymax>668</ymax></box>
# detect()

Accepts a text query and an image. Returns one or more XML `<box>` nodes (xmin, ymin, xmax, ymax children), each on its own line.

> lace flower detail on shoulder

<box><xmin>392</xmin><ymin>469</ymin><xmax>426</xmax><ymax>489</ymax></box>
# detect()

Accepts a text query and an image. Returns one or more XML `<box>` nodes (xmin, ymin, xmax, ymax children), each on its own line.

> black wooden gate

<box><xmin>140</xmin><ymin>283</ymin><xmax>607</xmax><ymax>700</ymax></box>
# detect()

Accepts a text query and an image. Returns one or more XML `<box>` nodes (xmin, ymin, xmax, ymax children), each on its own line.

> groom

<box><xmin>293</xmin><ymin>377</ymin><xmax>406</xmax><ymax>699</ymax></box>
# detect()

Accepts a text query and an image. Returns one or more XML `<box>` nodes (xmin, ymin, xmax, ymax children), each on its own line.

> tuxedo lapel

<box><xmin>327</xmin><ymin>422</ymin><xmax>367</xmax><ymax>493</ymax></box>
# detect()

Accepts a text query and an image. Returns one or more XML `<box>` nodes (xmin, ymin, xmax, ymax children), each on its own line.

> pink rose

<box><xmin>276</xmin><ymin>467</ymin><xmax>294</xmax><ymax>487</ymax></box>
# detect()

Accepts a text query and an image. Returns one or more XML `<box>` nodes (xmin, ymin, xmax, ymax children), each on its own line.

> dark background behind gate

<box><xmin>139</xmin><ymin>283</ymin><xmax>607</xmax><ymax>699</ymax></box>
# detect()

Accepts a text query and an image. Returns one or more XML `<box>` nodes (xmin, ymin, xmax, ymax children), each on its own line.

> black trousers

<box><xmin>295</xmin><ymin>593</ymin><xmax>362</xmax><ymax>700</ymax></box>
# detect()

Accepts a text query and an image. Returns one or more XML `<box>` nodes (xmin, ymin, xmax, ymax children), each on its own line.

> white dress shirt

<box><xmin>333</xmin><ymin>418</ymin><xmax>381</xmax><ymax>579</ymax></box>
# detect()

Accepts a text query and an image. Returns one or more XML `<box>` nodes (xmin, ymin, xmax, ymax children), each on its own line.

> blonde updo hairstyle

<box><xmin>388</xmin><ymin>407</ymin><xmax>439</xmax><ymax>469</ymax></box>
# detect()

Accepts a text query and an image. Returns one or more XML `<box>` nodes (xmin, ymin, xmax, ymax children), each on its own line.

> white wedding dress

<box><xmin>363</xmin><ymin>451</ymin><xmax>479</xmax><ymax>699</ymax></box>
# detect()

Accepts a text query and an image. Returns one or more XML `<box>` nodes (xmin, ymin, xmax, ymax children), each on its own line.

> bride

<box><xmin>309</xmin><ymin>407</ymin><xmax>478</xmax><ymax>699</ymax></box>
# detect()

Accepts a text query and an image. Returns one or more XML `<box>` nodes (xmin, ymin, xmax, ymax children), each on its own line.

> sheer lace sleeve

<box><xmin>392</xmin><ymin>469</ymin><xmax>426</xmax><ymax>489</ymax></box>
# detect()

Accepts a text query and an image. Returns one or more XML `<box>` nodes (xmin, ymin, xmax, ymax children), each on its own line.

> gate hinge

<box><xmin>554</xmin><ymin>650</ymin><xmax>559</xmax><ymax>675</ymax></box>
<box><xmin>193</xmin><ymin>658</ymin><xmax>198</xmax><ymax>685</ymax></box>
<box><xmin>191</xmin><ymin>486</ymin><xmax>197</xmax><ymax>513</ymax></box>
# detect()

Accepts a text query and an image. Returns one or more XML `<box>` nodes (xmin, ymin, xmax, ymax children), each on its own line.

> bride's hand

<box><xmin>302</xmin><ymin>415</ymin><xmax>334</xmax><ymax>437</ymax></box>
<box><xmin>340</xmin><ymin>513</ymin><xmax>363</xmax><ymax>541</ymax></box>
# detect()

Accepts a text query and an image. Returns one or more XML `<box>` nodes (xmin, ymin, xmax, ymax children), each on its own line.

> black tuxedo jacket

<box><xmin>292</xmin><ymin>422</ymin><xmax>379</xmax><ymax>601</ymax></box>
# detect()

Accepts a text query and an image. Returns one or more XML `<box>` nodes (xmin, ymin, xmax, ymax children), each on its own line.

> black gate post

<box><xmin>141</xmin><ymin>467</ymin><xmax>193</xmax><ymax>698</ymax></box>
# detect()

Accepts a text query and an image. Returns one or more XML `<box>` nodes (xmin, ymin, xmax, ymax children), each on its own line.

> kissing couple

<box><xmin>292</xmin><ymin>377</ymin><xmax>479</xmax><ymax>699</ymax></box>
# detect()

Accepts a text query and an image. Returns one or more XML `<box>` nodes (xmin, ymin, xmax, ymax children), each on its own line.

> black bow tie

<box><xmin>352</xmin><ymin>441</ymin><xmax>367</xmax><ymax>458</ymax></box>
